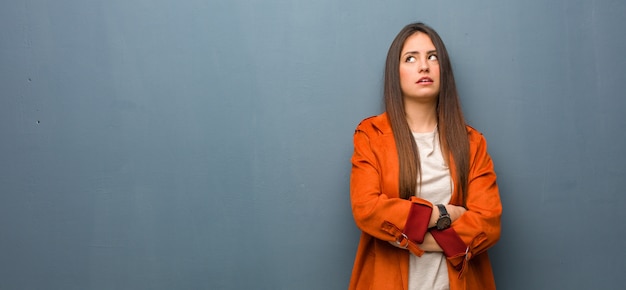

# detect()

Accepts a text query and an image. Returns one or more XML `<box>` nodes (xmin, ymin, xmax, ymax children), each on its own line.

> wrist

<box><xmin>435</xmin><ymin>204</ymin><xmax>451</xmax><ymax>230</ymax></box>
<box><xmin>429</xmin><ymin>205</ymin><xmax>439</xmax><ymax>228</ymax></box>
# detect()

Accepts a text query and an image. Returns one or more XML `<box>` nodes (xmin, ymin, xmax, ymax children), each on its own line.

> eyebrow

<box><xmin>402</xmin><ymin>50</ymin><xmax>438</xmax><ymax>56</ymax></box>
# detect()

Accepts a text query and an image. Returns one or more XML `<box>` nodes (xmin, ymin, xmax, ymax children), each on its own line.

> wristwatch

<box><xmin>435</xmin><ymin>204</ymin><xmax>452</xmax><ymax>230</ymax></box>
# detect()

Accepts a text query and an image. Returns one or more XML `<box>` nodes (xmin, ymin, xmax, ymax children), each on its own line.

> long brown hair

<box><xmin>384</xmin><ymin>22</ymin><xmax>470</xmax><ymax>205</ymax></box>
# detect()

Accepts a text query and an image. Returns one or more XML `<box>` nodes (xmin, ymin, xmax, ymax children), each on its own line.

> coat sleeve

<box><xmin>430</xmin><ymin>132</ymin><xmax>502</xmax><ymax>272</ymax></box>
<box><xmin>350</xmin><ymin>125</ymin><xmax>434</xmax><ymax>254</ymax></box>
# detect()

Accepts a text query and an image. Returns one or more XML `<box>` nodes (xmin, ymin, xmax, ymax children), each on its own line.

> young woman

<box><xmin>349</xmin><ymin>22</ymin><xmax>502</xmax><ymax>290</ymax></box>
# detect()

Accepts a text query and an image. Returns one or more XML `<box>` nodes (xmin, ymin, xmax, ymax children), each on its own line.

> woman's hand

<box><xmin>389</xmin><ymin>204</ymin><xmax>467</xmax><ymax>252</ymax></box>
<box><xmin>446</xmin><ymin>204</ymin><xmax>467</xmax><ymax>222</ymax></box>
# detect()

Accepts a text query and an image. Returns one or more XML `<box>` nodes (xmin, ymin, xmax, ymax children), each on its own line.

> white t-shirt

<box><xmin>408</xmin><ymin>129</ymin><xmax>452</xmax><ymax>290</ymax></box>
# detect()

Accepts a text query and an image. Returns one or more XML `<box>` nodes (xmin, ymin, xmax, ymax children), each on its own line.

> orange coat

<box><xmin>349</xmin><ymin>113</ymin><xmax>502</xmax><ymax>290</ymax></box>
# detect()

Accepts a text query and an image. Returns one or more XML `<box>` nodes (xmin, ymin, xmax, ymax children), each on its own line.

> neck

<box><xmin>404</xmin><ymin>99</ymin><xmax>438</xmax><ymax>133</ymax></box>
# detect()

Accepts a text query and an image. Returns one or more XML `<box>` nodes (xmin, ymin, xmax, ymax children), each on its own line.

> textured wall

<box><xmin>1</xmin><ymin>0</ymin><xmax>625</xmax><ymax>289</ymax></box>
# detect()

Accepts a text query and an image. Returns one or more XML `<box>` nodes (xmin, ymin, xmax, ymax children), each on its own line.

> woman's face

<box><xmin>399</xmin><ymin>32</ymin><xmax>440</xmax><ymax>103</ymax></box>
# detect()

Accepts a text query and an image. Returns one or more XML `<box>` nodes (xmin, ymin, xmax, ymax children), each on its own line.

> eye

<box><xmin>428</xmin><ymin>54</ymin><xmax>438</xmax><ymax>61</ymax></box>
<box><xmin>405</xmin><ymin>56</ymin><xmax>416</xmax><ymax>63</ymax></box>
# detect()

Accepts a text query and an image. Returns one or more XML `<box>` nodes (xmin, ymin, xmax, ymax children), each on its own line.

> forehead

<box><xmin>401</xmin><ymin>32</ymin><xmax>435</xmax><ymax>53</ymax></box>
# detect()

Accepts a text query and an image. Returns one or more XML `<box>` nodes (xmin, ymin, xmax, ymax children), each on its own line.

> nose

<box><xmin>418</xmin><ymin>58</ymin><xmax>429</xmax><ymax>72</ymax></box>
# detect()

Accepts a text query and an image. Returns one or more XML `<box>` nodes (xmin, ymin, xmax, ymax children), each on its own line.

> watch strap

<box><xmin>436</xmin><ymin>204</ymin><xmax>449</xmax><ymax>218</ymax></box>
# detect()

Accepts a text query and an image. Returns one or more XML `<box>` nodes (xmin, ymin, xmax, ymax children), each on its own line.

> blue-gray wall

<box><xmin>1</xmin><ymin>1</ymin><xmax>625</xmax><ymax>289</ymax></box>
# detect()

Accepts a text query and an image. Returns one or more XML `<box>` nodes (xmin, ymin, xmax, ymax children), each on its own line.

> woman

<box><xmin>349</xmin><ymin>22</ymin><xmax>502</xmax><ymax>290</ymax></box>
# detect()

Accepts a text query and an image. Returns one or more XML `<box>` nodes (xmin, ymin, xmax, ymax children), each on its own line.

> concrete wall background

<box><xmin>1</xmin><ymin>0</ymin><xmax>625</xmax><ymax>289</ymax></box>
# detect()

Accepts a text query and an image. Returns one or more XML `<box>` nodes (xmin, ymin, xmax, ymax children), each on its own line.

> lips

<box><xmin>417</xmin><ymin>77</ymin><xmax>433</xmax><ymax>84</ymax></box>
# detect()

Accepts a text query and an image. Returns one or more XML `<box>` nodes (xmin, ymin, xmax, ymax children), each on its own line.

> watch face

<box><xmin>436</xmin><ymin>217</ymin><xmax>451</xmax><ymax>230</ymax></box>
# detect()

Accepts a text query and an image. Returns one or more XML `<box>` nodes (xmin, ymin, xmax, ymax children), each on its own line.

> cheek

<box><xmin>433</xmin><ymin>65</ymin><xmax>441</xmax><ymax>77</ymax></box>
<box><xmin>399</xmin><ymin>67</ymin><xmax>411</xmax><ymax>83</ymax></box>
<box><xmin>432</xmin><ymin>67</ymin><xmax>441</xmax><ymax>81</ymax></box>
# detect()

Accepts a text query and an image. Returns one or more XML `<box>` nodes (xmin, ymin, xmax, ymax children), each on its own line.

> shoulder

<box><xmin>465</xmin><ymin>124</ymin><xmax>484</xmax><ymax>140</ymax></box>
<box><xmin>465</xmin><ymin>124</ymin><xmax>490</xmax><ymax>152</ymax></box>
<box><xmin>354</xmin><ymin>112</ymin><xmax>392</xmax><ymax>136</ymax></box>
